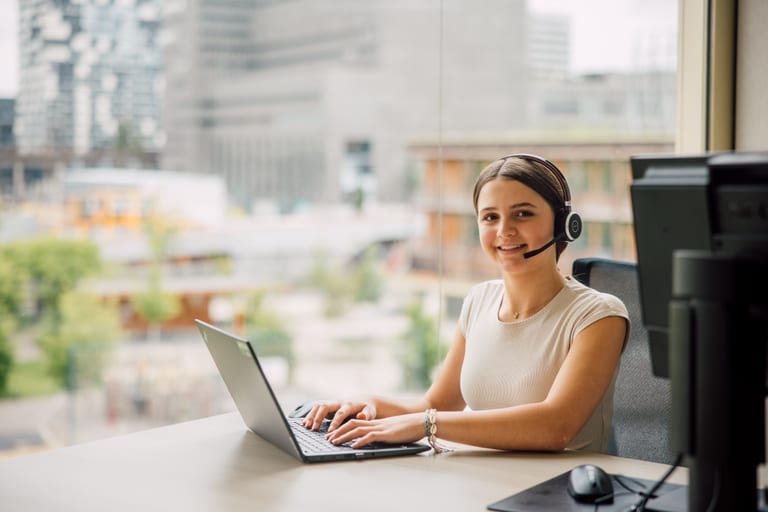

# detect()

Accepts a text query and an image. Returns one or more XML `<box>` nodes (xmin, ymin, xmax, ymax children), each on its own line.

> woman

<box><xmin>303</xmin><ymin>154</ymin><xmax>628</xmax><ymax>453</ymax></box>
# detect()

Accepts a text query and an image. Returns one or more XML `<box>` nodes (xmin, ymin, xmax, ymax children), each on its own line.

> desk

<box><xmin>0</xmin><ymin>412</ymin><xmax>687</xmax><ymax>511</ymax></box>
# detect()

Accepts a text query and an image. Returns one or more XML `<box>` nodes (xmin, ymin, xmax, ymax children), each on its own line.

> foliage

<box><xmin>143</xmin><ymin>216</ymin><xmax>177</xmax><ymax>260</ymax></box>
<box><xmin>131</xmin><ymin>218</ymin><xmax>181</xmax><ymax>335</ymax></box>
<box><xmin>0</xmin><ymin>329</ymin><xmax>12</xmax><ymax>397</ymax></box>
<box><xmin>309</xmin><ymin>246</ymin><xmax>383</xmax><ymax>316</ymax></box>
<box><xmin>0</xmin><ymin>252</ymin><xmax>26</xmax><ymax>318</ymax></box>
<box><xmin>114</xmin><ymin>120</ymin><xmax>145</xmax><ymax>166</ymax></box>
<box><xmin>399</xmin><ymin>297</ymin><xmax>441</xmax><ymax>390</ymax></box>
<box><xmin>351</xmin><ymin>187</ymin><xmax>365</xmax><ymax>211</ymax></box>
<box><xmin>39</xmin><ymin>292</ymin><xmax>124</xmax><ymax>389</ymax></box>
<box><xmin>133</xmin><ymin>288</ymin><xmax>181</xmax><ymax>329</ymax></box>
<box><xmin>352</xmin><ymin>246</ymin><xmax>383</xmax><ymax>303</ymax></box>
<box><xmin>244</xmin><ymin>292</ymin><xmax>294</xmax><ymax>381</ymax></box>
<box><xmin>0</xmin><ymin>238</ymin><xmax>101</xmax><ymax>396</ymax></box>
<box><xmin>5</xmin><ymin>359</ymin><xmax>60</xmax><ymax>398</ymax></box>
<box><xmin>1</xmin><ymin>238</ymin><xmax>101</xmax><ymax>325</ymax></box>
<box><xmin>0</xmin><ymin>255</ymin><xmax>22</xmax><ymax>396</ymax></box>
<box><xmin>308</xmin><ymin>249</ymin><xmax>353</xmax><ymax>317</ymax></box>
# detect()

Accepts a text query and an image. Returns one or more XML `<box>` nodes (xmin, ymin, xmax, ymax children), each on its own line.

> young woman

<box><xmin>302</xmin><ymin>154</ymin><xmax>628</xmax><ymax>453</ymax></box>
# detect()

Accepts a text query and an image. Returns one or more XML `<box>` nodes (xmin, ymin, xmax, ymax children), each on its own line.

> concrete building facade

<box><xmin>160</xmin><ymin>0</ymin><xmax>532</xmax><ymax>209</ymax></box>
<box><xmin>14</xmin><ymin>0</ymin><xmax>163</xmax><ymax>158</ymax></box>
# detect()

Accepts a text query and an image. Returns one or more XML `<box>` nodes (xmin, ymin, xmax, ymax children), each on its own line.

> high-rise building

<box><xmin>527</xmin><ymin>13</ymin><xmax>570</xmax><ymax>81</ymax></box>
<box><xmin>14</xmin><ymin>0</ymin><xmax>163</xmax><ymax>159</ymax></box>
<box><xmin>160</xmin><ymin>0</ymin><xmax>531</xmax><ymax>209</ymax></box>
<box><xmin>0</xmin><ymin>99</ymin><xmax>14</xmax><ymax>149</ymax></box>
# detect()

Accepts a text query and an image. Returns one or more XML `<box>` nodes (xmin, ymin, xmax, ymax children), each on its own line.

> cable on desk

<box><xmin>591</xmin><ymin>474</ymin><xmax>650</xmax><ymax>511</ymax></box>
<box><xmin>705</xmin><ymin>467</ymin><xmax>719</xmax><ymax>512</ymax></box>
<box><xmin>626</xmin><ymin>452</ymin><xmax>684</xmax><ymax>512</ymax></box>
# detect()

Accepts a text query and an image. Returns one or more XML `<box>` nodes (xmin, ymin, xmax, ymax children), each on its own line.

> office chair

<box><xmin>571</xmin><ymin>257</ymin><xmax>674</xmax><ymax>464</ymax></box>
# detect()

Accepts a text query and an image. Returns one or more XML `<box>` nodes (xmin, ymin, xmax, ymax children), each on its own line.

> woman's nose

<box><xmin>498</xmin><ymin>219</ymin><xmax>517</xmax><ymax>236</ymax></box>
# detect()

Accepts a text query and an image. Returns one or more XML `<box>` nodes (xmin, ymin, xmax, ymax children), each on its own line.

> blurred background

<box><xmin>0</xmin><ymin>0</ymin><xmax>677</xmax><ymax>459</ymax></box>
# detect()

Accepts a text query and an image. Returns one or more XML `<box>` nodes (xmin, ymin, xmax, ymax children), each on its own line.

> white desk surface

<box><xmin>0</xmin><ymin>412</ymin><xmax>687</xmax><ymax>512</ymax></box>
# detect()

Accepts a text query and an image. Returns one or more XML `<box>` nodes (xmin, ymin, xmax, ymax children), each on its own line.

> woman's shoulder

<box><xmin>562</xmin><ymin>276</ymin><xmax>628</xmax><ymax>315</ymax></box>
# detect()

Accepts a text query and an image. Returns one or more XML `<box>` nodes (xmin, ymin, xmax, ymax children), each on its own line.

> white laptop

<box><xmin>196</xmin><ymin>319</ymin><xmax>430</xmax><ymax>462</ymax></box>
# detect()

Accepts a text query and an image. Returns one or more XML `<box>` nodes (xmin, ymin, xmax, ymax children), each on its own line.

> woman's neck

<box><xmin>498</xmin><ymin>267</ymin><xmax>565</xmax><ymax>322</ymax></box>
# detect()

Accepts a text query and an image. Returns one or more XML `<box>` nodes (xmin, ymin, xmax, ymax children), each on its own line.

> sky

<box><xmin>531</xmin><ymin>0</ymin><xmax>678</xmax><ymax>73</ymax></box>
<box><xmin>0</xmin><ymin>0</ymin><xmax>677</xmax><ymax>98</ymax></box>
<box><xmin>0</xmin><ymin>0</ymin><xmax>18</xmax><ymax>97</ymax></box>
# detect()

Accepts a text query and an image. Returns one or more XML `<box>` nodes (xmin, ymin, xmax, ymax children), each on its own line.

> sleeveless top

<box><xmin>458</xmin><ymin>276</ymin><xmax>629</xmax><ymax>452</ymax></box>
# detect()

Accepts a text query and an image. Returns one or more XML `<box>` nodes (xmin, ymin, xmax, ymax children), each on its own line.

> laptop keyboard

<box><xmin>289</xmin><ymin>419</ymin><xmax>357</xmax><ymax>453</ymax></box>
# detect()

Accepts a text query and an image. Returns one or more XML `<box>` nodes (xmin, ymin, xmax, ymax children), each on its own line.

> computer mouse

<box><xmin>567</xmin><ymin>464</ymin><xmax>614</xmax><ymax>503</ymax></box>
<box><xmin>287</xmin><ymin>401</ymin><xmax>317</xmax><ymax>418</ymax></box>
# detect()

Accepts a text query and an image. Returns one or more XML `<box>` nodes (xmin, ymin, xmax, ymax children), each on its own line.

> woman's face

<box><xmin>476</xmin><ymin>177</ymin><xmax>556</xmax><ymax>273</ymax></box>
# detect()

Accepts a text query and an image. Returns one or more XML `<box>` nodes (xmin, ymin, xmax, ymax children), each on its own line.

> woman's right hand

<box><xmin>302</xmin><ymin>399</ymin><xmax>378</xmax><ymax>432</ymax></box>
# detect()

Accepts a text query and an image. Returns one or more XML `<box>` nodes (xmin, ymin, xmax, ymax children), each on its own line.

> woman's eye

<box><xmin>481</xmin><ymin>213</ymin><xmax>497</xmax><ymax>222</ymax></box>
<box><xmin>515</xmin><ymin>210</ymin><xmax>533</xmax><ymax>218</ymax></box>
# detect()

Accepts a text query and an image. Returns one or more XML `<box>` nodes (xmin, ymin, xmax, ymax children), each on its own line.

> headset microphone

<box><xmin>522</xmin><ymin>233</ymin><xmax>564</xmax><ymax>259</ymax></box>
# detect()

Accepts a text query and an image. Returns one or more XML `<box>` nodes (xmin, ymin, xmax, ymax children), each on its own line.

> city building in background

<box><xmin>529</xmin><ymin>71</ymin><xmax>677</xmax><ymax>136</ymax></box>
<box><xmin>0</xmin><ymin>99</ymin><xmax>13</xmax><ymax>149</ymax></box>
<box><xmin>14</xmin><ymin>0</ymin><xmax>163</xmax><ymax>161</ymax></box>
<box><xmin>160</xmin><ymin>0</ymin><xmax>532</xmax><ymax>209</ymax></box>
<box><xmin>527</xmin><ymin>12</ymin><xmax>570</xmax><ymax>81</ymax></box>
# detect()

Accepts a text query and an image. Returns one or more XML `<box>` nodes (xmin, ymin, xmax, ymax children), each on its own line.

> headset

<box><xmin>498</xmin><ymin>153</ymin><xmax>583</xmax><ymax>259</ymax></box>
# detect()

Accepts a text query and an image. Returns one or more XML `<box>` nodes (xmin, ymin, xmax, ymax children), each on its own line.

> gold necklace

<box><xmin>513</xmin><ymin>311</ymin><xmax>520</xmax><ymax>320</ymax></box>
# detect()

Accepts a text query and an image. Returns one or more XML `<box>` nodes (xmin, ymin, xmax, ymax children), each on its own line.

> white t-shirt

<box><xmin>458</xmin><ymin>275</ymin><xmax>629</xmax><ymax>452</ymax></box>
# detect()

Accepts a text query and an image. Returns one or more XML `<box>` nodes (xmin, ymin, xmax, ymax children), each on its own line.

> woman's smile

<box><xmin>496</xmin><ymin>242</ymin><xmax>527</xmax><ymax>254</ymax></box>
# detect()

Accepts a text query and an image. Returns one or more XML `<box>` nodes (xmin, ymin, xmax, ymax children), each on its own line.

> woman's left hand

<box><xmin>325</xmin><ymin>412</ymin><xmax>425</xmax><ymax>449</ymax></box>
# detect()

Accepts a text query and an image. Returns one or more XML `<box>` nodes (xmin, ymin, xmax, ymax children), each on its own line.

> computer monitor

<box><xmin>629</xmin><ymin>154</ymin><xmax>713</xmax><ymax>378</ymax></box>
<box><xmin>630</xmin><ymin>151</ymin><xmax>768</xmax><ymax>511</ymax></box>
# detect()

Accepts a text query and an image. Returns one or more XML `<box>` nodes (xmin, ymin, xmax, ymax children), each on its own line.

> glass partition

<box><xmin>0</xmin><ymin>0</ymin><xmax>678</xmax><ymax>457</ymax></box>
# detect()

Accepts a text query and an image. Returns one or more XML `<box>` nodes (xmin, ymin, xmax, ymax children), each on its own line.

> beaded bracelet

<box><xmin>424</xmin><ymin>408</ymin><xmax>452</xmax><ymax>454</ymax></box>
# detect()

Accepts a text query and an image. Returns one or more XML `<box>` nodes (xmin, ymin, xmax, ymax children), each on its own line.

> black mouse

<box><xmin>567</xmin><ymin>464</ymin><xmax>614</xmax><ymax>504</ymax></box>
<box><xmin>288</xmin><ymin>401</ymin><xmax>317</xmax><ymax>418</ymax></box>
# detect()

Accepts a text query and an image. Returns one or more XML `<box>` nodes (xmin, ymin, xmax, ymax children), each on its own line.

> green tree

<box><xmin>400</xmin><ymin>297</ymin><xmax>441</xmax><ymax>390</ymax></box>
<box><xmin>353</xmin><ymin>246</ymin><xmax>383</xmax><ymax>303</ymax></box>
<box><xmin>115</xmin><ymin>120</ymin><xmax>144</xmax><ymax>167</ymax></box>
<box><xmin>0</xmin><ymin>254</ymin><xmax>25</xmax><ymax>395</ymax></box>
<box><xmin>352</xmin><ymin>187</ymin><xmax>365</xmax><ymax>212</ymax></box>
<box><xmin>132</xmin><ymin>218</ymin><xmax>181</xmax><ymax>337</ymax></box>
<box><xmin>0</xmin><ymin>328</ymin><xmax>12</xmax><ymax>397</ymax></box>
<box><xmin>2</xmin><ymin>238</ymin><xmax>101</xmax><ymax>325</ymax></box>
<box><xmin>308</xmin><ymin>249</ymin><xmax>352</xmax><ymax>317</ymax></box>
<box><xmin>39</xmin><ymin>292</ymin><xmax>123</xmax><ymax>389</ymax></box>
<box><xmin>133</xmin><ymin>287</ymin><xmax>181</xmax><ymax>338</ymax></box>
<box><xmin>245</xmin><ymin>292</ymin><xmax>294</xmax><ymax>382</ymax></box>
<box><xmin>0</xmin><ymin>238</ymin><xmax>101</xmax><ymax>394</ymax></box>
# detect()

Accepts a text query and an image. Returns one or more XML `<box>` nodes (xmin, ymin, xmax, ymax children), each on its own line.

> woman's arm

<box><xmin>420</xmin><ymin>315</ymin><xmax>627</xmax><ymax>451</ymax></box>
<box><xmin>327</xmin><ymin>315</ymin><xmax>626</xmax><ymax>451</ymax></box>
<box><xmin>305</xmin><ymin>326</ymin><xmax>468</xmax><ymax>432</ymax></box>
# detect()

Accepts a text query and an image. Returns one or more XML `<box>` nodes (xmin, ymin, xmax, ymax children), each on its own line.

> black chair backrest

<box><xmin>571</xmin><ymin>257</ymin><xmax>674</xmax><ymax>464</ymax></box>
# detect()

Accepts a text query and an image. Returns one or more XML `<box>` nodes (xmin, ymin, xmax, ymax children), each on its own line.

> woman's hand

<box><xmin>302</xmin><ymin>399</ymin><xmax>378</xmax><ymax>432</ymax></box>
<box><xmin>324</xmin><ymin>413</ymin><xmax>425</xmax><ymax>449</ymax></box>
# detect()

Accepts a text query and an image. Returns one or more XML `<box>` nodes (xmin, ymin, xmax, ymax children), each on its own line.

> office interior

<box><xmin>0</xmin><ymin>0</ymin><xmax>767</xmax><ymax>511</ymax></box>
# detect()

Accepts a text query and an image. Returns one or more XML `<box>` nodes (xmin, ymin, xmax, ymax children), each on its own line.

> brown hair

<box><xmin>472</xmin><ymin>155</ymin><xmax>569</xmax><ymax>261</ymax></box>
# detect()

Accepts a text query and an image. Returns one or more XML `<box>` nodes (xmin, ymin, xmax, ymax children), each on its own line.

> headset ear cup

<box><xmin>564</xmin><ymin>211</ymin><xmax>582</xmax><ymax>241</ymax></box>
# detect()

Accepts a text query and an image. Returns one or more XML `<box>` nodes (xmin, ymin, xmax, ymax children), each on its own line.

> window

<box><xmin>0</xmin><ymin>0</ymin><xmax>682</xmax><ymax>456</ymax></box>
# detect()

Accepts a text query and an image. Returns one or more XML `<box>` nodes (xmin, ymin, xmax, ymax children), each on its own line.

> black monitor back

<box><xmin>630</xmin><ymin>155</ymin><xmax>713</xmax><ymax>377</ymax></box>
